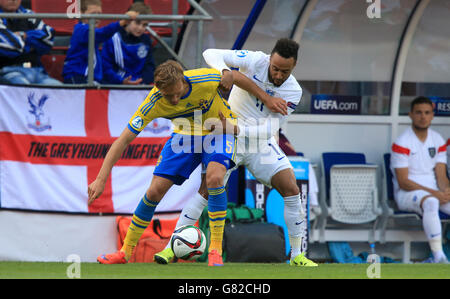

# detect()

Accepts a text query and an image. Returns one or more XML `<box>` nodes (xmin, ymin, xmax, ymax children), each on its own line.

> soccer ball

<box><xmin>170</xmin><ymin>225</ymin><xmax>206</xmax><ymax>260</ymax></box>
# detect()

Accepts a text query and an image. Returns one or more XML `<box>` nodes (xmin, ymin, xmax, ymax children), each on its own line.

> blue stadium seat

<box><xmin>312</xmin><ymin>152</ymin><xmax>382</xmax><ymax>244</ymax></box>
<box><xmin>383</xmin><ymin>153</ymin><xmax>394</xmax><ymax>201</ymax></box>
<box><xmin>323</xmin><ymin>152</ymin><xmax>380</xmax><ymax>223</ymax></box>
<box><xmin>322</xmin><ymin>152</ymin><xmax>366</xmax><ymax>199</ymax></box>
<box><xmin>382</xmin><ymin>153</ymin><xmax>417</xmax><ymax>219</ymax></box>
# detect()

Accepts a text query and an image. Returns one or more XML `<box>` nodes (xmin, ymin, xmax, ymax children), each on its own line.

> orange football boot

<box><xmin>208</xmin><ymin>250</ymin><xmax>223</xmax><ymax>266</ymax></box>
<box><xmin>97</xmin><ymin>250</ymin><xmax>127</xmax><ymax>264</ymax></box>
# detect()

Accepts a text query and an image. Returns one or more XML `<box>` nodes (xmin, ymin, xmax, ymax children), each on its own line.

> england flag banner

<box><xmin>0</xmin><ymin>86</ymin><xmax>201</xmax><ymax>214</ymax></box>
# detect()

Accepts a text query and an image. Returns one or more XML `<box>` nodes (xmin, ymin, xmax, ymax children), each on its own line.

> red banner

<box><xmin>0</xmin><ymin>86</ymin><xmax>200</xmax><ymax>214</ymax></box>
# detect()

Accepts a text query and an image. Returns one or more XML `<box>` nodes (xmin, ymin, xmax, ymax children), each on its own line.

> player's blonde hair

<box><xmin>154</xmin><ymin>60</ymin><xmax>185</xmax><ymax>90</ymax></box>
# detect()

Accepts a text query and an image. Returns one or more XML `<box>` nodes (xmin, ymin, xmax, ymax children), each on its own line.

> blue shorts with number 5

<box><xmin>153</xmin><ymin>133</ymin><xmax>237</xmax><ymax>185</ymax></box>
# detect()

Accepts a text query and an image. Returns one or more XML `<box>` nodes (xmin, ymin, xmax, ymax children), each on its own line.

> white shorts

<box><xmin>395</xmin><ymin>189</ymin><xmax>431</xmax><ymax>215</ymax></box>
<box><xmin>224</xmin><ymin>136</ymin><xmax>293</xmax><ymax>188</ymax></box>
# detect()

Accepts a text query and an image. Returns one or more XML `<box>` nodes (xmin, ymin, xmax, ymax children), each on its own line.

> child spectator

<box><xmin>62</xmin><ymin>0</ymin><xmax>137</xmax><ymax>84</ymax></box>
<box><xmin>101</xmin><ymin>2</ymin><xmax>155</xmax><ymax>85</ymax></box>
<box><xmin>0</xmin><ymin>0</ymin><xmax>61</xmax><ymax>85</ymax></box>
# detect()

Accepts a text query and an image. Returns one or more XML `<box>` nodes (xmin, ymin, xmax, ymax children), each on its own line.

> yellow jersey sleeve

<box><xmin>127</xmin><ymin>68</ymin><xmax>236</xmax><ymax>136</ymax></box>
<box><xmin>127</xmin><ymin>87</ymin><xmax>163</xmax><ymax>134</ymax></box>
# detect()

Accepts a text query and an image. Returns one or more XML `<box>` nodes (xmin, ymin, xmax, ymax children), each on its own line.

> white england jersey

<box><xmin>203</xmin><ymin>48</ymin><xmax>303</xmax><ymax>188</ymax></box>
<box><xmin>203</xmin><ymin>49</ymin><xmax>302</xmax><ymax>138</ymax></box>
<box><xmin>390</xmin><ymin>127</ymin><xmax>447</xmax><ymax>198</ymax></box>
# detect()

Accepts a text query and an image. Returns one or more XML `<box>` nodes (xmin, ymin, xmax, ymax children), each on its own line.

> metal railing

<box><xmin>0</xmin><ymin>0</ymin><xmax>212</xmax><ymax>87</ymax></box>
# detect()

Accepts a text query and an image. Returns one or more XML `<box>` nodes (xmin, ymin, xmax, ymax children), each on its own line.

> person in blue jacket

<box><xmin>101</xmin><ymin>2</ymin><xmax>155</xmax><ymax>85</ymax></box>
<box><xmin>0</xmin><ymin>0</ymin><xmax>61</xmax><ymax>85</ymax></box>
<box><xmin>62</xmin><ymin>0</ymin><xmax>138</xmax><ymax>84</ymax></box>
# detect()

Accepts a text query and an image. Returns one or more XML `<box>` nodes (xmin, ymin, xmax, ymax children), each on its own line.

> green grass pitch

<box><xmin>0</xmin><ymin>262</ymin><xmax>449</xmax><ymax>279</ymax></box>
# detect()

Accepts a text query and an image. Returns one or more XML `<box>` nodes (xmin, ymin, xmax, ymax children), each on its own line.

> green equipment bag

<box><xmin>198</xmin><ymin>203</ymin><xmax>285</xmax><ymax>263</ymax></box>
<box><xmin>197</xmin><ymin>203</ymin><xmax>264</xmax><ymax>262</ymax></box>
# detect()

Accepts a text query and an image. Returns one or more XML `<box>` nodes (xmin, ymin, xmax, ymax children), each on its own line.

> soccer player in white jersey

<box><xmin>154</xmin><ymin>38</ymin><xmax>318</xmax><ymax>267</ymax></box>
<box><xmin>391</xmin><ymin>96</ymin><xmax>450</xmax><ymax>263</ymax></box>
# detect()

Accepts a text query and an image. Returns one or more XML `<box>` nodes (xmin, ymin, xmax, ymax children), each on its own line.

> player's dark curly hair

<box><xmin>271</xmin><ymin>38</ymin><xmax>299</xmax><ymax>61</ymax></box>
<box><xmin>410</xmin><ymin>96</ymin><xmax>433</xmax><ymax>111</ymax></box>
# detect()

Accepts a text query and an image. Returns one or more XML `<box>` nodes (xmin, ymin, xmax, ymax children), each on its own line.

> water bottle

<box><xmin>367</xmin><ymin>243</ymin><xmax>380</xmax><ymax>263</ymax></box>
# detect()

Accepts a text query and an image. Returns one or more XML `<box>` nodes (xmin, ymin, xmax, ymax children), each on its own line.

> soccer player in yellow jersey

<box><xmin>88</xmin><ymin>60</ymin><xmax>238</xmax><ymax>266</ymax></box>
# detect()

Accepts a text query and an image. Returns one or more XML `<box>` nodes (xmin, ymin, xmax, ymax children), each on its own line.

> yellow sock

<box><xmin>121</xmin><ymin>215</ymin><xmax>150</xmax><ymax>260</ymax></box>
<box><xmin>208</xmin><ymin>211</ymin><xmax>227</xmax><ymax>255</ymax></box>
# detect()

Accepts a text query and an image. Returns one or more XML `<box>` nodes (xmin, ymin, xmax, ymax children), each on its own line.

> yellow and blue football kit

<box><xmin>99</xmin><ymin>69</ymin><xmax>236</xmax><ymax>263</ymax></box>
<box><xmin>127</xmin><ymin>68</ymin><xmax>237</xmax><ymax>185</ymax></box>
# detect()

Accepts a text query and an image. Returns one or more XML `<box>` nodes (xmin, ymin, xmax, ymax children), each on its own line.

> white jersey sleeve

<box><xmin>436</xmin><ymin>134</ymin><xmax>447</xmax><ymax>164</ymax></box>
<box><xmin>203</xmin><ymin>48</ymin><xmax>302</xmax><ymax>140</ymax></box>
<box><xmin>390</xmin><ymin>136</ymin><xmax>411</xmax><ymax>170</ymax></box>
<box><xmin>203</xmin><ymin>49</ymin><xmax>261</xmax><ymax>74</ymax></box>
<box><xmin>203</xmin><ymin>49</ymin><xmax>231</xmax><ymax>73</ymax></box>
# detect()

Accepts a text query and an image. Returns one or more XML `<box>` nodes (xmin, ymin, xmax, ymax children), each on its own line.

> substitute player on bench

<box><xmin>391</xmin><ymin>96</ymin><xmax>450</xmax><ymax>263</ymax></box>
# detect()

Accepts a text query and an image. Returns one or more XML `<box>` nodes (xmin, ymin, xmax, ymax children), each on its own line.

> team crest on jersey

<box><xmin>143</xmin><ymin>118</ymin><xmax>171</xmax><ymax>134</ymax></box>
<box><xmin>234</xmin><ymin>50</ymin><xmax>248</xmax><ymax>58</ymax></box>
<box><xmin>137</xmin><ymin>45</ymin><xmax>148</xmax><ymax>59</ymax></box>
<box><xmin>265</xmin><ymin>89</ymin><xmax>275</xmax><ymax>97</ymax></box>
<box><xmin>199</xmin><ymin>99</ymin><xmax>208</xmax><ymax>110</ymax></box>
<box><xmin>428</xmin><ymin>147</ymin><xmax>436</xmax><ymax>158</ymax></box>
<box><xmin>26</xmin><ymin>92</ymin><xmax>52</xmax><ymax>132</ymax></box>
<box><xmin>131</xmin><ymin>116</ymin><xmax>144</xmax><ymax>129</ymax></box>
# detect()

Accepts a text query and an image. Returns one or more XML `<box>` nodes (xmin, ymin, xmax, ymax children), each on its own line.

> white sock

<box><xmin>165</xmin><ymin>193</ymin><xmax>208</xmax><ymax>249</ymax></box>
<box><xmin>422</xmin><ymin>197</ymin><xmax>444</xmax><ymax>261</ymax></box>
<box><xmin>284</xmin><ymin>194</ymin><xmax>306</xmax><ymax>259</ymax></box>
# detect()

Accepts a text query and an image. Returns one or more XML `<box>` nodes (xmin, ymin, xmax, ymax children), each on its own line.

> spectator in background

<box><xmin>62</xmin><ymin>0</ymin><xmax>138</xmax><ymax>84</ymax></box>
<box><xmin>101</xmin><ymin>2</ymin><xmax>155</xmax><ymax>85</ymax></box>
<box><xmin>0</xmin><ymin>0</ymin><xmax>61</xmax><ymax>85</ymax></box>
<box><xmin>391</xmin><ymin>96</ymin><xmax>450</xmax><ymax>263</ymax></box>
